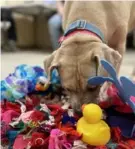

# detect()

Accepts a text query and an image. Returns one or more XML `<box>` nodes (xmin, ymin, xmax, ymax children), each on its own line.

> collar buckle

<box><xmin>77</xmin><ymin>20</ymin><xmax>87</xmax><ymax>29</ymax></box>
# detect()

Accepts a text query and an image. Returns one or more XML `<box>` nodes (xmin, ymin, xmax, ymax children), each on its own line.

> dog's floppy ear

<box><xmin>104</xmin><ymin>47</ymin><xmax>122</xmax><ymax>75</ymax></box>
<box><xmin>93</xmin><ymin>47</ymin><xmax>122</xmax><ymax>77</ymax></box>
<box><xmin>44</xmin><ymin>51</ymin><xmax>57</xmax><ymax>74</ymax></box>
<box><xmin>44</xmin><ymin>50</ymin><xmax>61</xmax><ymax>83</ymax></box>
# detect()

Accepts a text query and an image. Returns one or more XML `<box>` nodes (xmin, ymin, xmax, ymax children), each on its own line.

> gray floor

<box><xmin>1</xmin><ymin>50</ymin><xmax>135</xmax><ymax>79</ymax></box>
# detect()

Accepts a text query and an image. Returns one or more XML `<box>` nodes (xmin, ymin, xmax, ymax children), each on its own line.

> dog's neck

<box><xmin>60</xmin><ymin>33</ymin><xmax>103</xmax><ymax>56</ymax></box>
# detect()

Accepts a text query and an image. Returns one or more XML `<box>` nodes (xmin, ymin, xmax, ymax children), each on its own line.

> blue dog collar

<box><xmin>64</xmin><ymin>20</ymin><xmax>105</xmax><ymax>43</ymax></box>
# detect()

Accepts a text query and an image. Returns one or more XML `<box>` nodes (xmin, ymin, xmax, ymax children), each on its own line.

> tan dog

<box><xmin>44</xmin><ymin>1</ymin><xmax>135</xmax><ymax>113</ymax></box>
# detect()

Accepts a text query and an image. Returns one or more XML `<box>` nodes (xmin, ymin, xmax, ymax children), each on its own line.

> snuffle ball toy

<box><xmin>1</xmin><ymin>60</ymin><xmax>135</xmax><ymax>149</ymax></box>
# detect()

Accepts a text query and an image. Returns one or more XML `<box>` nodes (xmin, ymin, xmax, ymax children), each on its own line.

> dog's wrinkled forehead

<box><xmin>53</xmin><ymin>52</ymin><xmax>97</xmax><ymax>91</ymax></box>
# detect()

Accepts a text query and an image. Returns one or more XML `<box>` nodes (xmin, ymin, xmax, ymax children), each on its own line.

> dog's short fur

<box><xmin>44</xmin><ymin>1</ymin><xmax>135</xmax><ymax>112</ymax></box>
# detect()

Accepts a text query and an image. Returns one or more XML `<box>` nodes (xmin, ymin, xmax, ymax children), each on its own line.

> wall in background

<box><xmin>0</xmin><ymin>0</ymin><xmax>45</xmax><ymax>6</ymax></box>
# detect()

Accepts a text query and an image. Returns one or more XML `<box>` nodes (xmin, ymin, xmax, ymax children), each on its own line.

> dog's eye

<box><xmin>87</xmin><ymin>85</ymin><xmax>99</xmax><ymax>91</ymax></box>
<box><xmin>93</xmin><ymin>55</ymin><xmax>100</xmax><ymax>76</ymax></box>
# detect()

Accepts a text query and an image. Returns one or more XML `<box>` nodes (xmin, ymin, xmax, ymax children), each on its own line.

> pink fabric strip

<box><xmin>59</xmin><ymin>29</ymin><xmax>101</xmax><ymax>43</ymax></box>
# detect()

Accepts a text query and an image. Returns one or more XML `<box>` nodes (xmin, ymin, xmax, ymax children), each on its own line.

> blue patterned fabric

<box><xmin>1</xmin><ymin>65</ymin><xmax>46</xmax><ymax>101</ymax></box>
<box><xmin>1</xmin><ymin>65</ymin><xmax>61</xmax><ymax>102</ymax></box>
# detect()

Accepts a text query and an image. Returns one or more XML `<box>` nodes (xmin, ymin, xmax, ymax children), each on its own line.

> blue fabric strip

<box><xmin>64</xmin><ymin>20</ymin><xmax>105</xmax><ymax>42</ymax></box>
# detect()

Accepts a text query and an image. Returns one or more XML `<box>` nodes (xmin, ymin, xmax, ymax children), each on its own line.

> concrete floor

<box><xmin>1</xmin><ymin>50</ymin><xmax>135</xmax><ymax>80</ymax></box>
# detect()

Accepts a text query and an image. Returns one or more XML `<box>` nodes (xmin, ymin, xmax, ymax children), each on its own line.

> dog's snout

<box><xmin>72</xmin><ymin>103</ymin><xmax>82</xmax><ymax>115</ymax></box>
<box><xmin>70</xmin><ymin>95</ymin><xmax>82</xmax><ymax>113</ymax></box>
<box><xmin>72</xmin><ymin>102</ymin><xmax>82</xmax><ymax>112</ymax></box>
<box><xmin>68</xmin><ymin>87</ymin><xmax>100</xmax><ymax>114</ymax></box>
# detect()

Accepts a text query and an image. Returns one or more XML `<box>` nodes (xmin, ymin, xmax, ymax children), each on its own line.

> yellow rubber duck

<box><xmin>77</xmin><ymin>104</ymin><xmax>111</xmax><ymax>146</ymax></box>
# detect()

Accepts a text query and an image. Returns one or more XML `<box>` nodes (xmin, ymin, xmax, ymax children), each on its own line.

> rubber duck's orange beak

<box><xmin>82</xmin><ymin>104</ymin><xmax>86</xmax><ymax>111</ymax></box>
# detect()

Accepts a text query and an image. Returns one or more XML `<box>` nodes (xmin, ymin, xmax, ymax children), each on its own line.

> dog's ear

<box><xmin>93</xmin><ymin>47</ymin><xmax>122</xmax><ymax>77</ymax></box>
<box><xmin>44</xmin><ymin>50</ymin><xmax>61</xmax><ymax>83</ymax></box>
<box><xmin>44</xmin><ymin>51</ymin><xmax>57</xmax><ymax>74</ymax></box>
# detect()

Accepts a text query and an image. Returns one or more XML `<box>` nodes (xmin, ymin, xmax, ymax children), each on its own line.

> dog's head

<box><xmin>44</xmin><ymin>34</ymin><xmax>121</xmax><ymax>113</ymax></box>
